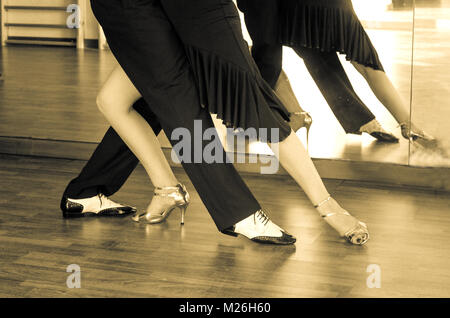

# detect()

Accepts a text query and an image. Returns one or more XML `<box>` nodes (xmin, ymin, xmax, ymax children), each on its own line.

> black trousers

<box><xmin>251</xmin><ymin>43</ymin><xmax>375</xmax><ymax>134</ymax></box>
<box><xmin>64</xmin><ymin>0</ymin><xmax>261</xmax><ymax>231</ymax></box>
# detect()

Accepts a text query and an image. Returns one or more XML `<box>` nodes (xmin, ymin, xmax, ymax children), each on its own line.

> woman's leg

<box><xmin>97</xmin><ymin>65</ymin><xmax>185</xmax><ymax>217</ymax></box>
<box><xmin>163</xmin><ymin>0</ymin><xmax>368</xmax><ymax>243</ymax></box>
<box><xmin>271</xmin><ymin>131</ymin><xmax>364</xmax><ymax>237</ymax></box>
<box><xmin>351</xmin><ymin>61</ymin><xmax>410</xmax><ymax>125</ymax></box>
<box><xmin>351</xmin><ymin>61</ymin><xmax>437</xmax><ymax>146</ymax></box>
<box><xmin>97</xmin><ymin>65</ymin><xmax>178</xmax><ymax>188</ymax></box>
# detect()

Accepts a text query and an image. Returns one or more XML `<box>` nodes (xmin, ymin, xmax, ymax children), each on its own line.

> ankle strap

<box><xmin>314</xmin><ymin>195</ymin><xmax>332</xmax><ymax>208</ymax></box>
<box><xmin>154</xmin><ymin>184</ymin><xmax>185</xmax><ymax>196</ymax></box>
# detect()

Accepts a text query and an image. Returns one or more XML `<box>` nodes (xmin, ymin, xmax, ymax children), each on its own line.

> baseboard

<box><xmin>1</xmin><ymin>135</ymin><xmax>449</xmax><ymax>192</ymax></box>
<box><xmin>84</xmin><ymin>39</ymin><xmax>99</xmax><ymax>49</ymax></box>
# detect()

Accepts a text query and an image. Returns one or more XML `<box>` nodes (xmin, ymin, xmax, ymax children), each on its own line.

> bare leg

<box><xmin>351</xmin><ymin>61</ymin><xmax>410</xmax><ymax>124</ymax></box>
<box><xmin>351</xmin><ymin>61</ymin><xmax>438</xmax><ymax>148</ymax></box>
<box><xmin>274</xmin><ymin>70</ymin><xmax>313</xmax><ymax>134</ymax></box>
<box><xmin>271</xmin><ymin>131</ymin><xmax>367</xmax><ymax>239</ymax></box>
<box><xmin>96</xmin><ymin>65</ymin><xmax>179</xmax><ymax>215</ymax></box>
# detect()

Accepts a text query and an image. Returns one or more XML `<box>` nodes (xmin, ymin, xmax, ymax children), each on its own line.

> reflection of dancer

<box><xmin>237</xmin><ymin>0</ymin><xmax>398</xmax><ymax>145</ymax></box>
<box><xmin>240</xmin><ymin>0</ymin><xmax>435</xmax><ymax>147</ymax></box>
<box><xmin>87</xmin><ymin>0</ymin><xmax>368</xmax><ymax>245</ymax></box>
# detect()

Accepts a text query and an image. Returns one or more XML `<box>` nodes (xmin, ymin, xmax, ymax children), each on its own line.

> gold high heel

<box><xmin>290</xmin><ymin>111</ymin><xmax>313</xmax><ymax>148</ymax></box>
<box><xmin>400</xmin><ymin>123</ymin><xmax>437</xmax><ymax>148</ymax></box>
<box><xmin>315</xmin><ymin>196</ymin><xmax>369</xmax><ymax>245</ymax></box>
<box><xmin>132</xmin><ymin>184</ymin><xmax>190</xmax><ymax>225</ymax></box>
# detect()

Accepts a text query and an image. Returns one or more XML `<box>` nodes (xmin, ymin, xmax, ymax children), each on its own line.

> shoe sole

<box><xmin>221</xmin><ymin>229</ymin><xmax>296</xmax><ymax>245</ymax></box>
<box><xmin>62</xmin><ymin>208</ymin><xmax>136</xmax><ymax>219</ymax></box>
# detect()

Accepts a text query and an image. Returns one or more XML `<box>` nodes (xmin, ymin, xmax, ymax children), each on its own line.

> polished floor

<box><xmin>0</xmin><ymin>154</ymin><xmax>449</xmax><ymax>298</ymax></box>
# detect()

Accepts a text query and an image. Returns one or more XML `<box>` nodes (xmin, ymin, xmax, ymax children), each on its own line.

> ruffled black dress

<box><xmin>279</xmin><ymin>0</ymin><xmax>385</xmax><ymax>71</ymax></box>
<box><xmin>237</xmin><ymin>0</ymin><xmax>384</xmax><ymax>72</ymax></box>
<box><xmin>161</xmin><ymin>0</ymin><xmax>292</xmax><ymax>143</ymax></box>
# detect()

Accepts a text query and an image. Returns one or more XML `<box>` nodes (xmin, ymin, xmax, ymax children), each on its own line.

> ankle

<box><xmin>154</xmin><ymin>181</ymin><xmax>179</xmax><ymax>189</ymax></box>
<box><xmin>315</xmin><ymin>196</ymin><xmax>344</xmax><ymax>216</ymax></box>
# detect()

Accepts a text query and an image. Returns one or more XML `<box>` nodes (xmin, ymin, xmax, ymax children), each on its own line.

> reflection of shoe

<box><xmin>132</xmin><ymin>184</ymin><xmax>190</xmax><ymax>225</ymax></box>
<box><xmin>61</xmin><ymin>194</ymin><xmax>136</xmax><ymax>218</ymax></box>
<box><xmin>221</xmin><ymin>210</ymin><xmax>296</xmax><ymax>245</ymax></box>
<box><xmin>358</xmin><ymin>119</ymin><xmax>399</xmax><ymax>143</ymax></box>
<box><xmin>315</xmin><ymin>196</ymin><xmax>369</xmax><ymax>245</ymax></box>
<box><xmin>274</xmin><ymin>70</ymin><xmax>313</xmax><ymax>147</ymax></box>
<box><xmin>290</xmin><ymin>112</ymin><xmax>313</xmax><ymax>148</ymax></box>
<box><xmin>400</xmin><ymin>123</ymin><xmax>437</xmax><ymax>148</ymax></box>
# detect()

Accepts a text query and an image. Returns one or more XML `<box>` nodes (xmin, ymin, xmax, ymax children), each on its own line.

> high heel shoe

<box><xmin>274</xmin><ymin>70</ymin><xmax>313</xmax><ymax>146</ymax></box>
<box><xmin>132</xmin><ymin>183</ymin><xmax>190</xmax><ymax>225</ymax></box>
<box><xmin>400</xmin><ymin>123</ymin><xmax>437</xmax><ymax>148</ymax></box>
<box><xmin>315</xmin><ymin>196</ymin><xmax>369</xmax><ymax>245</ymax></box>
<box><xmin>290</xmin><ymin>111</ymin><xmax>313</xmax><ymax>148</ymax></box>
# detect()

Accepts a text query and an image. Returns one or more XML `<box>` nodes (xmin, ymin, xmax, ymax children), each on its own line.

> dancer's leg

<box><xmin>298</xmin><ymin>48</ymin><xmax>375</xmax><ymax>133</ymax></box>
<box><xmin>90</xmin><ymin>0</ymin><xmax>265</xmax><ymax>233</ymax></box>
<box><xmin>163</xmin><ymin>0</ymin><xmax>368</xmax><ymax>242</ymax></box>
<box><xmin>272</xmin><ymin>131</ymin><xmax>360</xmax><ymax>234</ymax></box>
<box><xmin>96</xmin><ymin>65</ymin><xmax>178</xmax><ymax>188</ymax></box>
<box><xmin>63</xmin><ymin>98</ymin><xmax>161</xmax><ymax>199</ymax></box>
<box><xmin>250</xmin><ymin>43</ymin><xmax>283</xmax><ymax>88</ymax></box>
<box><xmin>351</xmin><ymin>61</ymin><xmax>436</xmax><ymax>145</ymax></box>
<box><xmin>351</xmin><ymin>62</ymin><xmax>409</xmax><ymax>125</ymax></box>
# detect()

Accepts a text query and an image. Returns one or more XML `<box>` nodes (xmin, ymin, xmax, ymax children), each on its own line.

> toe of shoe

<box><xmin>252</xmin><ymin>231</ymin><xmax>296</xmax><ymax>245</ymax></box>
<box><xmin>98</xmin><ymin>206</ymin><xmax>136</xmax><ymax>216</ymax></box>
<box><xmin>371</xmin><ymin>132</ymin><xmax>399</xmax><ymax>143</ymax></box>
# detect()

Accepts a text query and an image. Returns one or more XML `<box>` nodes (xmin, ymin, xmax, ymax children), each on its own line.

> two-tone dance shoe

<box><xmin>358</xmin><ymin>119</ymin><xmax>399</xmax><ymax>143</ymax></box>
<box><xmin>132</xmin><ymin>183</ymin><xmax>190</xmax><ymax>224</ymax></box>
<box><xmin>221</xmin><ymin>209</ymin><xmax>296</xmax><ymax>245</ymax></box>
<box><xmin>61</xmin><ymin>193</ymin><xmax>136</xmax><ymax>218</ymax></box>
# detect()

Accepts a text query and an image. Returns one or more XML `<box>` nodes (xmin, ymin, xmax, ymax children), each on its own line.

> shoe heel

<box><xmin>305</xmin><ymin>123</ymin><xmax>311</xmax><ymax>151</ymax></box>
<box><xmin>62</xmin><ymin>211</ymin><xmax>85</xmax><ymax>219</ymax></box>
<box><xmin>180</xmin><ymin>205</ymin><xmax>187</xmax><ymax>225</ymax></box>
<box><xmin>221</xmin><ymin>227</ymin><xmax>239</xmax><ymax>237</ymax></box>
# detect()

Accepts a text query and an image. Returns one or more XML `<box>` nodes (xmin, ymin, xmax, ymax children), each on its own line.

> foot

<box><xmin>221</xmin><ymin>210</ymin><xmax>296</xmax><ymax>245</ymax></box>
<box><xmin>359</xmin><ymin>119</ymin><xmax>399</xmax><ymax>143</ymax></box>
<box><xmin>61</xmin><ymin>194</ymin><xmax>136</xmax><ymax>218</ymax></box>
<box><xmin>400</xmin><ymin>123</ymin><xmax>438</xmax><ymax>148</ymax></box>
<box><xmin>132</xmin><ymin>184</ymin><xmax>189</xmax><ymax>224</ymax></box>
<box><xmin>289</xmin><ymin>112</ymin><xmax>313</xmax><ymax>132</ymax></box>
<box><xmin>315</xmin><ymin>196</ymin><xmax>369</xmax><ymax>245</ymax></box>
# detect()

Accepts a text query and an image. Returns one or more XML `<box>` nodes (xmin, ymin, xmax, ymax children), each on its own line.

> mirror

<box><xmin>0</xmin><ymin>0</ymin><xmax>448</xmax><ymax>180</ymax></box>
<box><xmin>410</xmin><ymin>0</ymin><xmax>450</xmax><ymax>167</ymax></box>
<box><xmin>221</xmin><ymin>0</ymin><xmax>416</xmax><ymax>165</ymax></box>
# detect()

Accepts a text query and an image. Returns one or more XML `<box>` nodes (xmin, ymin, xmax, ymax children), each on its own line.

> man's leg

<box><xmin>295</xmin><ymin>47</ymin><xmax>375</xmax><ymax>133</ymax></box>
<box><xmin>89</xmin><ymin>0</ymin><xmax>260</xmax><ymax>231</ymax></box>
<box><xmin>63</xmin><ymin>98</ymin><xmax>161</xmax><ymax>200</ymax></box>
<box><xmin>61</xmin><ymin>98</ymin><xmax>163</xmax><ymax>217</ymax></box>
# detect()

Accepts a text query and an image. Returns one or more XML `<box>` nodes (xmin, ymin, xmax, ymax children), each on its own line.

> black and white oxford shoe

<box><xmin>221</xmin><ymin>209</ymin><xmax>296</xmax><ymax>245</ymax></box>
<box><xmin>61</xmin><ymin>194</ymin><xmax>136</xmax><ymax>218</ymax></box>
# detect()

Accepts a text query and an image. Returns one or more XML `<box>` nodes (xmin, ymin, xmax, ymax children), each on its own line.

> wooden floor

<box><xmin>0</xmin><ymin>154</ymin><xmax>449</xmax><ymax>298</ymax></box>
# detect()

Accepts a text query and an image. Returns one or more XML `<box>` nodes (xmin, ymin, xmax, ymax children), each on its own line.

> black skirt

<box><xmin>161</xmin><ymin>0</ymin><xmax>292</xmax><ymax>142</ymax></box>
<box><xmin>279</xmin><ymin>0</ymin><xmax>385</xmax><ymax>71</ymax></box>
